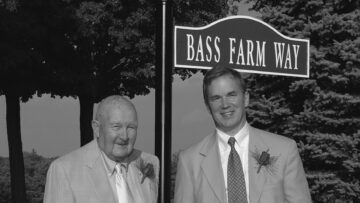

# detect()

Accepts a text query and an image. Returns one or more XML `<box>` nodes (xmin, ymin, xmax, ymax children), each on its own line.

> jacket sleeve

<box><xmin>174</xmin><ymin>151</ymin><xmax>195</xmax><ymax>203</ymax></box>
<box><xmin>43</xmin><ymin>160</ymin><xmax>75</xmax><ymax>203</ymax></box>
<box><xmin>283</xmin><ymin>140</ymin><xmax>312</xmax><ymax>203</ymax></box>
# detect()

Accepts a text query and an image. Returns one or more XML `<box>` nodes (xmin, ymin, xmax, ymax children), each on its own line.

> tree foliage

<box><xmin>70</xmin><ymin>0</ymin><xmax>156</xmax><ymax>100</ymax></box>
<box><xmin>173</xmin><ymin>0</ymin><xmax>226</xmax><ymax>79</ymax></box>
<box><xmin>0</xmin><ymin>0</ymin><xmax>59</xmax><ymax>201</ymax></box>
<box><xmin>62</xmin><ymin>0</ymin><xmax>227</xmax><ymax>100</ymax></box>
<box><xmin>0</xmin><ymin>151</ymin><xmax>54</xmax><ymax>203</ymax></box>
<box><xmin>229</xmin><ymin>0</ymin><xmax>360</xmax><ymax>202</ymax></box>
<box><xmin>0</xmin><ymin>157</ymin><xmax>11</xmax><ymax>203</ymax></box>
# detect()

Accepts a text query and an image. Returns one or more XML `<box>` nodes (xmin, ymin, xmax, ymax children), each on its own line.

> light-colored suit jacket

<box><xmin>174</xmin><ymin>126</ymin><xmax>312</xmax><ymax>203</ymax></box>
<box><xmin>43</xmin><ymin>140</ymin><xmax>159</xmax><ymax>203</ymax></box>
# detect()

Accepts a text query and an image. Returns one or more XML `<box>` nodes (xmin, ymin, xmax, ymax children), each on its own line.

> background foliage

<box><xmin>0</xmin><ymin>151</ymin><xmax>54</xmax><ymax>203</ymax></box>
<box><xmin>243</xmin><ymin>0</ymin><xmax>360</xmax><ymax>202</ymax></box>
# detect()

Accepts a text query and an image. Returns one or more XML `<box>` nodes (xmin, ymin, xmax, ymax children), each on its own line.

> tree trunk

<box><xmin>79</xmin><ymin>93</ymin><xmax>94</xmax><ymax>146</ymax></box>
<box><xmin>5</xmin><ymin>92</ymin><xmax>27</xmax><ymax>203</ymax></box>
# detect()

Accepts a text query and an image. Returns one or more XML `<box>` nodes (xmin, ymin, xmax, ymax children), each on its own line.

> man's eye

<box><xmin>228</xmin><ymin>92</ymin><xmax>237</xmax><ymax>97</ymax></box>
<box><xmin>112</xmin><ymin>125</ymin><xmax>121</xmax><ymax>129</ymax></box>
<box><xmin>209</xmin><ymin>96</ymin><xmax>220</xmax><ymax>101</ymax></box>
<box><xmin>127</xmin><ymin>126</ymin><xmax>137</xmax><ymax>134</ymax></box>
<box><xmin>128</xmin><ymin>125</ymin><xmax>137</xmax><ymax>130</ymax></box>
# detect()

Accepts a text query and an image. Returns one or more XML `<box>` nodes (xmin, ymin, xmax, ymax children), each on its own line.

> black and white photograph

<box><xmin>0</xmin><ymin>0</ymin><xmax>359</xmax><ymax>202</ymax></box>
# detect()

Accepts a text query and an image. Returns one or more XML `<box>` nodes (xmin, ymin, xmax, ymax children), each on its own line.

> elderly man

<box><xmin>174</xmin><ymin>66</ymin><xmax>311</xmax><ymax>203</ymax></box>
<box><xmin>44</xmin><ymin>95</ymin><xmax>159</xmax><ymax>203</ymax></box>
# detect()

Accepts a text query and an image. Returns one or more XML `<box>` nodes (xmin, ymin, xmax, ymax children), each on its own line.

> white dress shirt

<box><xmin>217</xmin><ymin>122</ymin><xmax>250</xmax><ymax>203</ymax></box>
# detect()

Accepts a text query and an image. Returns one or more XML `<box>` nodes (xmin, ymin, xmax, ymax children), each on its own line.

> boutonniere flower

<box><xmin>250</xmin><ymin>148</ymin><xmax>279</xmax><ymax>175</ymax></box>
<box><xmin>136</xmin><ymin>158</ymin><xmax>155</xmax><ymax>184</ymax></box>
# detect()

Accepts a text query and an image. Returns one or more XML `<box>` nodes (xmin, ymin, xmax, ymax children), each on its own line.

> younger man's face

<box><xmin>207</xmin><ymin>74</ymin><xmax>248</xmax><ymax>136</ymax></box>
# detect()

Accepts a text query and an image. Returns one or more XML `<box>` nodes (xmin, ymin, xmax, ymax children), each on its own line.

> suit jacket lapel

<box><xmin>127</xmin><ymin>164</ymin><xmax>157</xmax><ymax>203</ymax></box>
<box><xmin>248</xmin><ymin>127</ymin><xmax>268</xmax><ymax>203</ymax></box>
<box><xmin>125</xmin><ymin>150</ymin><xmax>158</xmax><ymax>203</ymax></box>
<box><xmin>85</xmin><ymin>140</ymin><xmax>117</xmax><ymax>203</ymax></box>
<box><xmin>200</xmin><ymin>132</ymin><xmax>227</xmax><ymax>203</ymax></box>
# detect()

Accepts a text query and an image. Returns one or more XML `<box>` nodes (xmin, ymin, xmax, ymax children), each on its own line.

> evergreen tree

<box><xmin>230</xmin><ymin>0</ymin><xmax>360</xmax><ymax>202</ymax></box>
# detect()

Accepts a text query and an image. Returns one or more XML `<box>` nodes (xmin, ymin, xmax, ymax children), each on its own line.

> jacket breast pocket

<box><xmin>263</xmin><ymin>181</ymin><xmax>282</xmax><ymax>190</ymax></box>
<box><xmin>260</xmin><ymin>182</ymin><xmax>285</xmax><ymax>203</ymax></box>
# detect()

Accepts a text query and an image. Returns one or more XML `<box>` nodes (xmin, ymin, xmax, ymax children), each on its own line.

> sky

<box><xmin>0</xmin><ymin>73</ymin><xmax>214</xmax><ymax>157</ymax></box>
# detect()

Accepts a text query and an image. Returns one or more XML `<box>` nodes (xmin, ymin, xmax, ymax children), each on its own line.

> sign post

<box><xmin>155</xmin><ymin>0</ymin><xmax>173</xmax><ymax>203</ymax></box>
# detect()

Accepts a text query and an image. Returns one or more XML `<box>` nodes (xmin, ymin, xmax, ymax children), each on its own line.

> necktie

<box><xmin>115</xmin><ymin>163</ymin><xmax>133</xmax><ymax>203</ymax></box>
<box><xmin>227</xmin><ymin>137</ymin><xmax>247</xmax><ymax>203</ymax></box>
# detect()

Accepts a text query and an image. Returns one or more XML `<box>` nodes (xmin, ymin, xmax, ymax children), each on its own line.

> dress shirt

<box><xmin>217</xmin><ymin>122</ymin><xmax>250</xmax><ymax>203</ymax></box>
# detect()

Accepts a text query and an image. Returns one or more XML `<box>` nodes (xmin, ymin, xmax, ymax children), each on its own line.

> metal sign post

<box><xmin>155</xmin><ymin>0</ymin><xmax>173</xmax><ymax>203</ymax></box>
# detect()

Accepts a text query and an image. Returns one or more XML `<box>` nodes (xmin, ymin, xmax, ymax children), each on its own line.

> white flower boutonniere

<box><xmin>250</xmin><ymin>148</ymin><xmax>279</xmax><ymax>175</ymax></box>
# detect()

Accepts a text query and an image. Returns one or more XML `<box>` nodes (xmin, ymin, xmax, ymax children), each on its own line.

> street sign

<box><xmin>174</xmin><ymin>15</ymin><xmax>310</xmax><ymax>78</ymax></box>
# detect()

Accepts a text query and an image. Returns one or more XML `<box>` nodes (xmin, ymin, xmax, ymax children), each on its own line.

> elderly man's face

<box><xmin>95</xmin><ymin>104</ymin><xmax>138</xmax><ymax>162</ymax></box>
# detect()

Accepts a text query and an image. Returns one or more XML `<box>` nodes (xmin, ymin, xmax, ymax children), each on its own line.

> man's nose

<box><xmin>220</xmin><ymin>97</ymin><xmax>230</xmax><ymax>108</ymax></box>
<box><xmin>118</xmin><ymin>127</ymin><xmax>128</xmax><ymax>140</ymax></box>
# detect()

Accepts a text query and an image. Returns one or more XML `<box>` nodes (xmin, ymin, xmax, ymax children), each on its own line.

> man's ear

<box><xmin>244</xmin><ymin>92</ymin><xmax>250</xmax><ymax>107</ymax></box>
<box><xmin>92</xmin><ymin>120</ymin><xmax>100</xmax><ymax>138</ymax></box>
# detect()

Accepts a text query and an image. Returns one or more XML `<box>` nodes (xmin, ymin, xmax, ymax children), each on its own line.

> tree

<box><xmin>64</xmin><ymin>0</ymin><xmax>227</xmax><ymax>145</ymax></box>
<box><xmin>0</xmin><ymin>0</ymin><xmax>74</xmax><ymax>201</ymax></box>
<box><xmin>0</xmin><ymin>4</ymin><xmax>40</xmax><ymax>203</ymax></box>
<box><xmin>230</xmin><ymin>0</ymin><xmax>360</xmax><ymax>201</ymax></box>
<box><xmin>69</xmin><ymin>0</ymin><xmax>158</xmax><ymax>144</ymax></box>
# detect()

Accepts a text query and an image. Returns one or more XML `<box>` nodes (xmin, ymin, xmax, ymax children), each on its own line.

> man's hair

<box><xmin>94</xmin><ymin>95</ymin><xmax>136</xmax><ymax>122</ymax></box>
<box><xmin>202</xmin><ymin>66</ymin><xmax>246</xmax><ymax>107</ymax></box>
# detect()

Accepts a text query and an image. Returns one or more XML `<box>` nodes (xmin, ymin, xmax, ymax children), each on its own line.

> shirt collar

<box><xmin>100</xmin><ymin>150</ymin><xmax>130</xmax><ymax>176</ymax></box>
<box><xmin>100</xmin><ymin>150</ymin><xmax>117</xmax><ymax>176</ymax></box>
<box><xmin>216</xmin><ymin>122</ymin><xmax>249</xmax><ymax>150</ymax></box>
